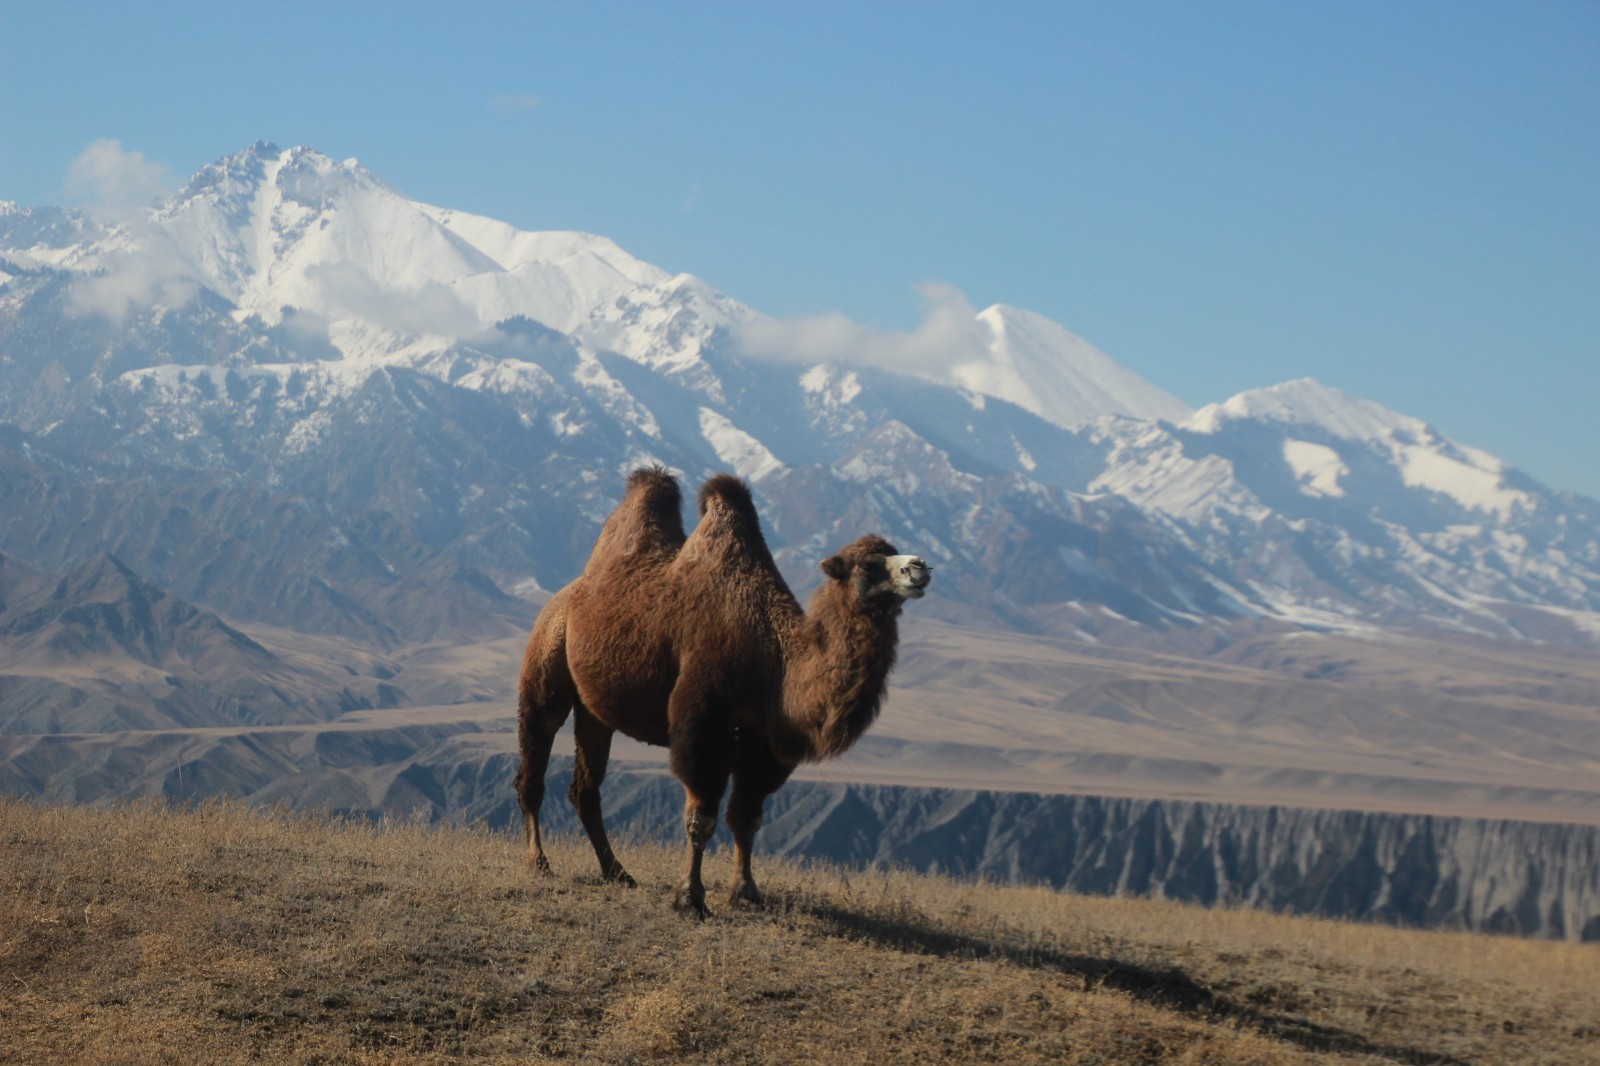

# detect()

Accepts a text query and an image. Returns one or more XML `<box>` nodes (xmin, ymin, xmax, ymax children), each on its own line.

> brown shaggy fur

<box><xmin>515</xmin><ymin>466</ymin><xmax>927</xmax><ymax>915</ymax></box>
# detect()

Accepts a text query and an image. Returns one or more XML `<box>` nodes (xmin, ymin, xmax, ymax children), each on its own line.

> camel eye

<box><xmin>856</xmin><ymin>558</ymin><xmax>898</xmax><ymax>591</ymax></box>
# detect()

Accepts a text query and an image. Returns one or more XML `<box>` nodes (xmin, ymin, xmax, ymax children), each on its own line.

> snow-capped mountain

<box><xmin>2</xmin><ymin>142</ymin><xmax>1597</xmax><ymax>648</ymax></box>
<box><xmin>955</xmin><ymin>304</ymin><xmax>1193</xmax><ymax>427</ymax></box>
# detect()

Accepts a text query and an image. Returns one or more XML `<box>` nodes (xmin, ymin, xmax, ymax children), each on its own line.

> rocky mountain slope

<box><xmin>0</xmin><ymin>551</ymin><xmax>399</xmax><ymax>732</ymax></box>
<box><xmin>2</xmin><ymin>142</ymin><xmax>1597</xmax><ymax>651</ymax></box>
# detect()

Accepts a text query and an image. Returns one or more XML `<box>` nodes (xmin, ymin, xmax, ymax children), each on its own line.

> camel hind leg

<box><xmin>515</xmin><ymin>590</ymin><xmax>576</xmax><ymax>873</ymax></box>
<box><xmin>570</xmin><ymin>704</ymin><xmax>634</xmax><ymax>885</ymax></box>
<box><xmin>516</xmin><ymin>704</ymin><xmax>567</xmax><ymax>873</ymax></box>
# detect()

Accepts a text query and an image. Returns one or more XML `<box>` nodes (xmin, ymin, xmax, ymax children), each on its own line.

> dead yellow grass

<box><xmin>2</xmin><ymin>795</ymin><xmax>1595</xmax><ymax>1064</ymax></box>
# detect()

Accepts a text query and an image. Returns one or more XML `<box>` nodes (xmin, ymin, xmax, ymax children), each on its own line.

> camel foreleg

<box><xmin>724</xmin><ymin>747</ymin><xmax>794</xmax><ymax>907</ymax></box>
<box><xmin>674</xmin><ymin>805</ymin><xmax>719</xmax><ymax>918</ymax></box>
<box><xmin>667</xmin><ymin>685</ymin><xmax>734</xmax><ymax>918</ymax></box>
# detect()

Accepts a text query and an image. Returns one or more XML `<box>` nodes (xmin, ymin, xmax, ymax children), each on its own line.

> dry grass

<box><xmin>2</xmin><ymin>796</ymin><xmax>1596</xmax><ymax>1064</ymax></box>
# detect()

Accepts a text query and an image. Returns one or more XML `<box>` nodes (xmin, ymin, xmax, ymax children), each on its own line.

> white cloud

<box><xmin>69</xmin><ymin>245</ymin><xmax>200</xmax><ymax>325</ymax></box>
<box><xmin>63</xmin><ymin>139</ymin><xmax>175</xmax><ymax>224</ymax></box>
<box><xmin>734</xmin><ymin>281</ymin><xmax>988</xmax><ymax>375</ymax></box>
<box><xmin>62</xmin><ymin>141</ymin><xmax>198</xmax><ymax>324</ymax></box>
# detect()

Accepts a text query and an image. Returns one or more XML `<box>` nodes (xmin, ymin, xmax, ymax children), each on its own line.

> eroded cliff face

<box><xmin>5</xmin><ymin>727</ymin><xmax>1595</xmax><ymax>940</ymax></box>
<box><xmin>751</xmin><ymin>786</ymin><xmax>1600</xmax><ymax>941</ymax></box>
<box><xmin>454</xmin><ymin>755</ymin><xmax>1600</xmax><ymax>941</ymax></box>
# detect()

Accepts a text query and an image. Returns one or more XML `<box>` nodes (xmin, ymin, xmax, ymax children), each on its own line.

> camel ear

<box><xmin>820</xmin><ymin>554</ymin><xmax>850</xmax><ymax>581</ymax></box>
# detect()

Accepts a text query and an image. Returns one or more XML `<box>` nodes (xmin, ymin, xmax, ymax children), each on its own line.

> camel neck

<box><xmin>775</xmin><ymin>585</ymin><xmax>900</xmax><ymax>763</ymax></box>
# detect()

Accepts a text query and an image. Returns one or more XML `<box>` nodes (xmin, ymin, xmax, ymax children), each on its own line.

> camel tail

<box><xmin>518</xmin><ymin>588</ymin><xmax>576</xmax><ymax>738</ymax></box>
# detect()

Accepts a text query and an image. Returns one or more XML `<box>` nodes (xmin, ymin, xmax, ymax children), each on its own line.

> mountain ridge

<box><xmin>1</xmin><ymin>142</ymin><xmax>1596</xmax><ymax>651</ymax></box>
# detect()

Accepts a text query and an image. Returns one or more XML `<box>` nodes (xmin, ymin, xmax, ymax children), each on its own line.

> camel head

<box><xmin>819</xmin><ymin>535</ymin><xmax>933</xmax><ymax>607</ymax></box>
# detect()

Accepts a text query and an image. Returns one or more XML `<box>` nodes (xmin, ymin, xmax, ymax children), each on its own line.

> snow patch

<box><xmin>1012</xmin><ymin>434</ymin><xmax>1037</xmax><ymax>472</ymax></box>
<box><xmin>1283</xmin><ymin>439</ymin><xmax>1348</xmax><ymax>498</ymax></box>
<box><xmin>1397</xmin><ymin>442</ymin><xmax>1531</xmax><ymax>519</ymax></box>
<box><xmin>698</xmin><ymin>407</ymin><xmax>784</xmax><ymax>481</ymax></box>
<box><xmin>799</xmin><ymin>364</ymin><xmax>862</xmax><ymax>405</ymax></box>
<box><xmin>573</xmin><ymin>348</ymin><xmax>661</xmax><ymax>438</ymax></box>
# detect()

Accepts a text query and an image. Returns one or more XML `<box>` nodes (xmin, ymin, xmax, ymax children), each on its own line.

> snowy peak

<box><xmin>24</xmin><ymin>143</ymin><xmax>1200</xmax><ymax>431</ymax></box>
<box><xmin>159</xmin><ymin>143</ymin><xmax>503</xmax><ymax>332</ymax></box>
<box><xmin>57</xmin><ymin>143</ymin><xmax>679</xmax><ymax>355</ymax></box>
<box><xmin>171</xmin><ymin>141</ymin><xmax>390</xmax><ymax>218</ymax></box>
<box><xmin>1185</xmin><ymin>378</ymin><xmax>1414</xmax><ymax>441</ymax></box>
<box><xmin>952</xmin><ymin>304</ymin><xmax>1193</xmax><ymax>428</ymax></box>
<box><xmin>1186</xmin><ymin>379</ymin><xmax>1534</xmax><ymax>520</ymax></box>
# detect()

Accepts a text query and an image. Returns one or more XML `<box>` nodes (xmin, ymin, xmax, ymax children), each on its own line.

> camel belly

<box><xmin>579</xmin><ymin>677</ymin><xmax>674</xmax><ymax>747</ymax></box>
<box><xmin>565</xmin><ymin>622</ymin><xmax>676</xmax><ymax>746</ymax></box>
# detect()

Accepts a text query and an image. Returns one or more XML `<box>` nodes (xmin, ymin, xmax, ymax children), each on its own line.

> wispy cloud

<box><xmin>63</xmin><ymin>140</ymin><xmax>197</xmax><ymax>324</ymax></box>
<box><xmin>490</xmin><ymin>93</ymin><xmax>542</xmax><ymax>113</ymax></box>
<box><xmin>69</xmin><ymin>245</ymin><xmax>199</xmax><ymax>325</ymax></box>
<box><xmin>734</xmin><ymin>281</ymin><xmax>988</xmax><ymax>375</ymax></box>
<box><xmin>63</xmin><ymin>139</ymin><xmax>175</xmax><ymax>224</ymax></box>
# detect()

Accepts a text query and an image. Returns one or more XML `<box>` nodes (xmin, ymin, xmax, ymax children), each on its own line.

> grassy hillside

<box><xmin>2</xmin><ymin>797</ymin><xmax>1596</xmax><ymax>1064</ymax></box>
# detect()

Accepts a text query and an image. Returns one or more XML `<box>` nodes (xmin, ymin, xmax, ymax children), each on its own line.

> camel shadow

<box><xmin>794</xmin><ymin>899</ymin><xmax>1469</xmax><ymax>1066</ymax></box>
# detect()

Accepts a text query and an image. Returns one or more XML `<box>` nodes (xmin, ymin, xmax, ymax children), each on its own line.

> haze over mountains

<box><xmin>3</xmin><ymin>141</ymin><xmax>1600</xmax><ymax>888</ymax></box>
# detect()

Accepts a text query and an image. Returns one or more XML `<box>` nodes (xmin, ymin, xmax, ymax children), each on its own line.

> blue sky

<box><xmin>3</xmin><ymin>0</ymin><xmax>1597</xmax><ymax>498</ymax></box>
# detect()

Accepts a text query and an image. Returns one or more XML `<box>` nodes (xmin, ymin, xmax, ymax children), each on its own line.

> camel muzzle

<box><xmin>887</xmin><ymin>555</ymin><xmax>932</xmax><ymax>598</ymax></box>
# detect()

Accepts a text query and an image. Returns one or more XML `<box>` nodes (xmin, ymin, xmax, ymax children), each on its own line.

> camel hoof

<box><xmin>728</xmin><ymin>879</ymin><xmax>764</xmax><ymax>907</ymax></box>
<box><xmin>673</xmin><ymin>885</ymin><xmax>711</xmax><ymax>920</ymax></box>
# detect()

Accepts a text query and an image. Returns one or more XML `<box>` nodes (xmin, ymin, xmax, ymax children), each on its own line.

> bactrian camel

<box><xmin>515</xmin><ymin>466</ymin><xmax>931</xmax><ymax>916</ymax></box>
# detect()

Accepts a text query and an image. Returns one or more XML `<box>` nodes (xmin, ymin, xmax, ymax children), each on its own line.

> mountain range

<box><xmin>3</xmin><ymin>140</ymin><xmax>1596</xmax><ymax>659</ymax></box>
